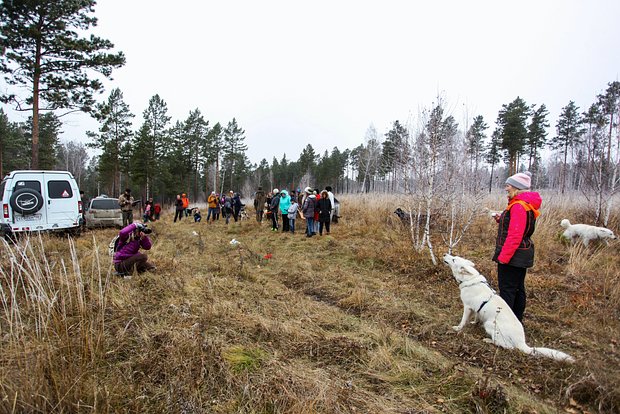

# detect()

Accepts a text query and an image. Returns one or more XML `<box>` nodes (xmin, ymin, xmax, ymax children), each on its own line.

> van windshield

<box><xmin>90</xmin><ymin>199</ymin><xmax>120</xmax><ymax>210</ymax></box>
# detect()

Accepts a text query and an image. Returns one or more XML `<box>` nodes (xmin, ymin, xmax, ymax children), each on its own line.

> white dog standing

<box><xmin>560</xmin><ymin>219</ymin><xmax>617</xmax><ymax>247</ymax></box>
<box><xmin>443</xmin><ymin>254</ymin><xmax>574</xmax><ymax>363</ymax></box>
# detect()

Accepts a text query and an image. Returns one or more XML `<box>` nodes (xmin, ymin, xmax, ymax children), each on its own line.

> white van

<box><xmin>0</xmin><ymin>170</ymin><xmax>83</xmax><ymax>238</ymax></box>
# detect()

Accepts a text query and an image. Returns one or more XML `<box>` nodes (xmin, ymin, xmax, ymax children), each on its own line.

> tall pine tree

<box><xmin>0</xmin><ymin>0</ymin><xmax>125</xmax><ymax>168</ymax></box>
<box><xmin>88</xmin><ymin>88</ymin><xmax>134</xmax><ymax>196</ymax></box>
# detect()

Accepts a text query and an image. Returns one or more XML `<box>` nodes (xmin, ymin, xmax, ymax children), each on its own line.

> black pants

<box><xmin>319</xmin><ymin>220</ymin><xmax>330</xmax><ymax>235</ymax></box>
<box><xmin>497</xmin><ymin>263</ymin><xmax>527</xmax><ymax>322</ymax></box>
<box><xmin>174</xmin><ymin>209</ymin><xmax>183</xmax><ymax>222</ymax></box>
<box><xmin>282</xmin><ymin>215</ymin><xmax>289</xmax><ymax>232</ymax></box>
<box><xmin>271</xmin><ymin>210</ymin><xmax>279</xmax><ymax>230</ymax></box>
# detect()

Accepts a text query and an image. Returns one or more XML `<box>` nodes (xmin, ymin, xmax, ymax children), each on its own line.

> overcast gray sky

<box><xmin>6</xmin><ymin>0</ymin><xmax>620</xmax><ymax>165</ymax></box>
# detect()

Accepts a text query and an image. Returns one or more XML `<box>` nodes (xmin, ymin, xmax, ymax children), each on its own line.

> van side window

<box><xmin>48</xmin><ymin>181</ymin><xmax>73</xmax><ymax>198</ymax></box>
<box><xmin>13</xmin><ymin>180</ymin><xmax>42</xmax><ymax>192</ymax></box>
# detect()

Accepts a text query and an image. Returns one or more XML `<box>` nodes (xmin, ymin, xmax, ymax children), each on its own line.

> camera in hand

<box><xmin>136</xmin><ymin>223</ymin><xmax>152</xmax><ymax>234</ymax></box>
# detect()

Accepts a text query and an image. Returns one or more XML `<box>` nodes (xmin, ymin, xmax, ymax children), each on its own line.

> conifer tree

<box><xmin>0</xmin><ymin>0</ymin><xmax>125</xmax><ymax>168</ymax></box>
<box><xmin>526</xmin><ymin>104</ymin><xmax>549</xmax><ymax>171</ymax></box>
<box><xmin>135</xmin><ymin>94</ymin><xmax>171</xmax><ymax>198</ymax></box>
<box><xmin>597</xmin><ymin>81</ymin><xmax>620</xmax><ymax>164</ymax></box>
<box><xmin>485</xmin><ymin>129</ymin><xmax>502</xmax><ymax>192</ymax></box>
<box><xmin>465</xmin><ymin>115</ymin><xmax>488</xmax><ymax>180</ymax></box>
<box><xmin>496</xmin><ymin>97</ymin><xmax>530</xmax><ymax>175</ymax></box>
<box><xmin>552</xmin><ymin>101</ymin><xmax>584</xmax><ymax>193</ymax></box>
<box><xmin>88</xmin><ymin>88</ymin><xmax>134</xmax><ymax>196</ymax></box>
<box><xmin>204</xmin><ymin>122</ymin><xmax>223</xmax><ymax>192</ymax></box>
<box><xmin>221</xmin><ymin>118</ymin><xmax>248</xmax><ymax>191</ymax></box>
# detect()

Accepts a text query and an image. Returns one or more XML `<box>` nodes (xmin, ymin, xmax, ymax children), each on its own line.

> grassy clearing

<box><xmin>0</xmin><ymin>192</ymin><xmax>618</xmax><ymax>413</ymax></box>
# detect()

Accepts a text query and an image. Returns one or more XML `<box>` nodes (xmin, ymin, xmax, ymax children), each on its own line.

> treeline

<box><xmin>1</xmin><ymin>1</ymin><xmax>618</xmax><ymax>217</ymax></box>
<box><xmin>1</xmin><ymin>80</ymin><xmax>619</xmax><ymax>217</ymax></box>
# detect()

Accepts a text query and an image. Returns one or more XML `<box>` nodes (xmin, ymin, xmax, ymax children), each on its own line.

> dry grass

<box><xmin>0</xmin><ymin>191</ymin><xmax>618</xmax><ymax>413</ymax></box>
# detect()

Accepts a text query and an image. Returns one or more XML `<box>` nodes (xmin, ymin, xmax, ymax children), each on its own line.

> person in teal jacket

<box><xmin>278</xmin><ymin>189</ymin><xmax>291</xmax><ymax>232</ymax></box>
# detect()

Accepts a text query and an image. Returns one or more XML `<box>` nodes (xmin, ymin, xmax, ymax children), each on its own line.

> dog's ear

<box><xmin>459</xmin><ymin>264</ymin><xmax>478</xmax><ymax>277</ymax></box>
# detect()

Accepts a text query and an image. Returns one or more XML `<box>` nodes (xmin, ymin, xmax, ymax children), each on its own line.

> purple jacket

<box><xmin>113</xmin><ymin>223</ymin><xmax>152</xmax><ymax>264</ymax></box>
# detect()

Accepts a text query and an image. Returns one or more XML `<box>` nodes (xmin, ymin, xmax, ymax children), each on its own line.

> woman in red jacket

<box><xmin>493</xmin><ymin>171</ymin><xmax>541</xmax><ymax>323</ymax></box>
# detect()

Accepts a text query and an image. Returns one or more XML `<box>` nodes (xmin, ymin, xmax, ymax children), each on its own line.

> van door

<box><xmin>10</xmin><ymin>177</ymin><xmax>48</xmax><ymax>230</ymax></box>
<box><xmin>45</xmin><ymin>174</ymin><xmax>79</xmax><ymax>229</ymax></box>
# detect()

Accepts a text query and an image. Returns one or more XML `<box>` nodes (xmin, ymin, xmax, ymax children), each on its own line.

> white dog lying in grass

<box><xmin>443</xmin><ymin>254</ymin><xmax>574</xmax><ymax>363</ymax></box>
<box><xmin>560</xmin><ymin>219</ymin><xmax>617</xmax><ymax>247</ymax></box>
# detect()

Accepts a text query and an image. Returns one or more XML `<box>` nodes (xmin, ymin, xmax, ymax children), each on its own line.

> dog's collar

<box><xmin>459</xmin><ymin>278</ymin><xmax>497</xmax><ymax>297</ymax></box>
<box><xmin>459</xmin><ymin>277</ymin><xmax>490</xmax><ymax>289</ymax></box>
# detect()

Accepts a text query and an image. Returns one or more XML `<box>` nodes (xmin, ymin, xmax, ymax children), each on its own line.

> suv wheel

<box><xmin>10</xmin><ymin>188</ymin><xmax>44</xmax><ymax>215</ymax></box>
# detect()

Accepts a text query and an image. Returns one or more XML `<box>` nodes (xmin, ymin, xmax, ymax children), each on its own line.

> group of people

<box><xmin>113</xmin><ymin>171</ymin><xmax>539</xmax><ymax>333</ymax></box>
<box><xmin>256</xmin><ymin>186</ymin><xmax>335</xmax><ymax>237</ymax></box>
<box><xmin>118</xmin><ymin>188</ymin><xmax>161</xmax><ymax>226</ymax></box>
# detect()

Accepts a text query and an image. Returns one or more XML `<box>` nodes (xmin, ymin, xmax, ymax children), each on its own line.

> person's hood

<box><xmin>308</xmin><ymin>194</ymin><xmax>316</xmax><ymax>199</ymax></box>
<box><xmin>280</xmin><ymin>189</ymin><xmax>288</xmax><ymax>197</ymax></box>
<box><xmin>513</xmin><ymin>191</ymin><xmax>542</xmax><ymax>210</ymax></box>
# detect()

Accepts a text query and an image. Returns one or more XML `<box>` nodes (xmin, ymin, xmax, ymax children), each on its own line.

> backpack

<box><xmin>108</xmin><ymin>235</ymin><xmax>125</xmax><ymax>256</ymax></box>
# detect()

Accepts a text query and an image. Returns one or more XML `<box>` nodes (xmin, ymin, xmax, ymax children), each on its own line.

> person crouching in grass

<box><xmin>113</xmin><ymin>222</ymin><xmax>156</xmax><ymax>275</ymax></box>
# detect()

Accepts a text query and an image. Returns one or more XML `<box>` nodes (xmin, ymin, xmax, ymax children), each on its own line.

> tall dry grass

<box><xmin>0</xmin><ymin>191</ymin><xmax>617</xmax><ymax>413</ymax></box>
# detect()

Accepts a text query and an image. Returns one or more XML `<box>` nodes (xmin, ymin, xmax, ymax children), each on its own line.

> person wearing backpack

<box><xmin>113</xmin><ymin>222</ymin><xmax>156</xmax><ymax>276</ymax></box>
<box><xmin>223</xmin><ymin>191</ymin><xmax>234</xmax><ymax>224</ymax></box>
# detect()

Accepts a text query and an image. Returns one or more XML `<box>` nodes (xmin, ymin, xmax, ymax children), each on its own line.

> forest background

<box><xmin>0</xmin><ymin>1</ymin><xmax>619</xmax><ymax>226</ymax></box>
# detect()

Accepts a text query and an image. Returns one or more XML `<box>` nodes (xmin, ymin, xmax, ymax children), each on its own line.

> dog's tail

<box><xmin>560</xmin><ymin>219</ymin><xmax>571</xmax><ymax>229</ymax></box>
<box><xmin>518</xmin><ymin>344</ymin><xmax>575</xmax><ymax>363</ymax></box>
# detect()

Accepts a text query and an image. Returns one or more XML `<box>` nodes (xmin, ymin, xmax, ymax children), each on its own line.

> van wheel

<box><xmin>10</xmin><ymin>188</ymin><xmax>44</xmax><ymax>215</ymax></box>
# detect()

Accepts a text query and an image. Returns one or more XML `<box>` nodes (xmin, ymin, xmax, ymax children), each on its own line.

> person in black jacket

<box><xmin>174</xmin><ymin>194</ymin><xmax>184</xmax><ymax>222</ymax></box>
<box><xmin>317</xmin><ymin>189</ymin><xmax>332</xmax><ymax>235</ymax></box>
<box><xmin>269</xmin><ymin>189</ymin><xmax>280</xmax><ymax>231</ymax></box>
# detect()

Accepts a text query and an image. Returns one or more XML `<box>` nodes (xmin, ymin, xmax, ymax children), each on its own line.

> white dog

<box><xmin>560</xmin><ymin>219</ymin><xmax>617</xmax><ymax>247</ymax></box>
<box><xmin>443</xmin><ymin>254</ymin><xmax>574</xmax><ymax>363</ymax></box>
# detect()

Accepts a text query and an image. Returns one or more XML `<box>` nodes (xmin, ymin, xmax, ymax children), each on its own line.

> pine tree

<box><xmin>204</xmin><ymin>122</ymin><xmax>223</xmax><ymax>192</ymax></box>
<box><xmin>465</xmin><ymin>115</ymin><xmax>488</xmax><ymax>180</ymax></box>
<box><xmin>0</xmin><ymin>109</ymin><xmax>29</xmax><ymax>175</ymax></box>
<box><xmin>0</xmin><ymin>0</ymin><xmax>125</xmax><ymax>169</ymax></box>
<box><xmin>183</xmin><ymin>109</ymin><xmax>209</xmax><ymax>199</ymax></box>
<box><xmin>496</xmin><ymin>97</ymin><xmax>530</xmax><ymax>175</ymax></box>
<box><xmin>551</xmin><ymin>101</ymin><xmax>584</xmax><ymax>194</ymax></box>
<box><xmin>380</xmin><ymin>120</ymin><xmax>409</xmax><ymax>190</ymax></box>
<box><xmin>485</xmin><ymin>129</ymin><xmax>502</xmax><ymax>192</ymax></box>
<box><xmin>221</xmin><ymin>118</ymin><xmax>248</xmax><ymax>191</ymax></box>
<box><xmin>36</xmin><ymin>112</ymin><xmax>61</xmax><ymax>170</ymax></box>
<box><xmin>87</xmin><ymin>88</ymin><xmax>134</xmax><ymax>196</ymax></box>
<box><xmin>136</xmin><ymin>94</ymin><xmax>171</xmax><ymax>198</ymax></box>
<box><xmin>298</xmin><ymin>144</ymin><xmax>317</xmax><ymax>184</ymax></box>
<box><xmin>596</xmin><ymin>81</ymin><xmax>620</xmax><ymax>164</ymax></box>
<box><xmin>526</xmin><ymin>104</ymin><xmax>549</xmax><ymax>172</ymax></box>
